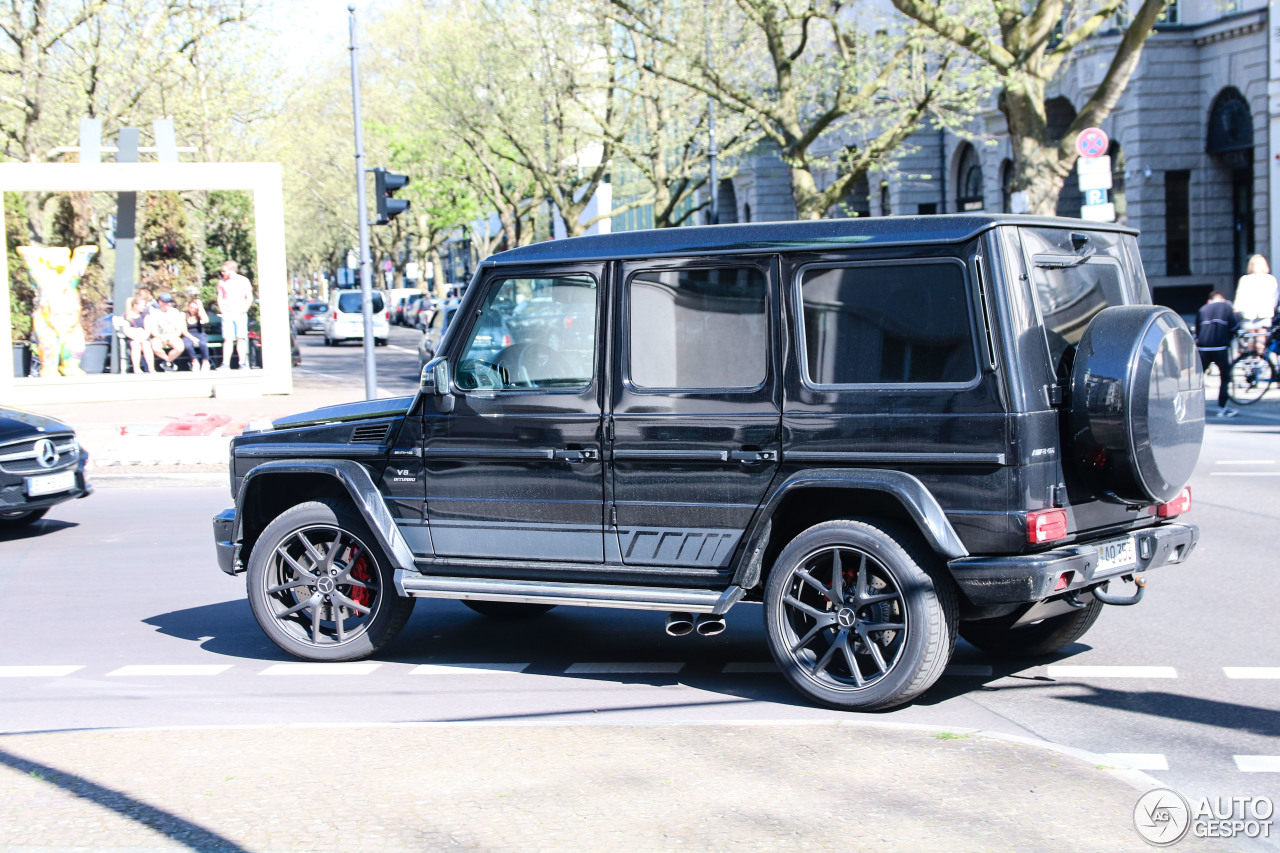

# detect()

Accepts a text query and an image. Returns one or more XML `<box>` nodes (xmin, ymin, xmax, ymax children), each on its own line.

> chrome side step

<box><xmin>394</xmin><ymin>572</ymin><xmax>746</xmax><ymax>615</ymax></box>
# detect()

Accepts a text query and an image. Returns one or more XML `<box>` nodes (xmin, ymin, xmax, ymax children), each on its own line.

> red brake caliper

<box><xmin>348</xmin><ymin>548</ymin><xmax>375</xmax><ymax>608</ymax></box>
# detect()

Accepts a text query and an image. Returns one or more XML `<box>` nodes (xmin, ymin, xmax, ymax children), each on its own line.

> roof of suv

<box><xmin>487</xmin><ymin>214</ymin><xmax>1138</xmax><ymax>266</ymax></box>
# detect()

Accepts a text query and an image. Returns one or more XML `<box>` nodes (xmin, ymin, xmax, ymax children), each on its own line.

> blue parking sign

<box><xmin>1085</xmin><ymin>188</ymin><xmax>1108</xmax><ymax>206</ymax></box>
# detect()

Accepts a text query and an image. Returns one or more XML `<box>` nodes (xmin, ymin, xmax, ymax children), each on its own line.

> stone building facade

<box><xmin>700</xmin><ymin>0</ymin><xmax>1275</xmax><ymax>316</ymax></box>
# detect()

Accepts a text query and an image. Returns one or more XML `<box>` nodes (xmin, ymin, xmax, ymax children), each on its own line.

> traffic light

<box><xmin>374</xmin><ymin>167</ymin><xmax>410</xmax><ymax>225</ymax></box>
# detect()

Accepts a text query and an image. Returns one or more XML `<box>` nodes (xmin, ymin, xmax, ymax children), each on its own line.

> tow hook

<box><xmin>1090</xmin><ymin>574</ymin><xmax>1147</xmax><ymax>606</ymax></box>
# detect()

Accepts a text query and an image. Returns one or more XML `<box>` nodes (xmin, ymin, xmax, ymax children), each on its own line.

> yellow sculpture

<box><xmin>17</xmin><ymin>245</ymin><xmax>98</xmax><ymax>378</ymax></box>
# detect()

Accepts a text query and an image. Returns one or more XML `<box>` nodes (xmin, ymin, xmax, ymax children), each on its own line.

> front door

<box><xmin>424</xmin><ymin>265</ymin><xmax>606</xmax><ymax>563</ymax></box>
<box><xmin>609</xmin><ymin>257</ymin><xmax>781</xmax><ymax>572</ymax></box>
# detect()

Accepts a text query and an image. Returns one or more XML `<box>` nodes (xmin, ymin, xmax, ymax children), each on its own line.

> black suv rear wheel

<box><xmin>246</xmin><ymin>499</ymin><xmax>415</xmax><ymax>661</ymax></box>
<box><xmin>764</xmin><ymin>520</ymin><xmax>957</xmax><ymax>711</ymax></box>
<box><xmin>960</xmin><ymin>598</ymin><xmax>1104</xmax><ymax>657</ymax></box>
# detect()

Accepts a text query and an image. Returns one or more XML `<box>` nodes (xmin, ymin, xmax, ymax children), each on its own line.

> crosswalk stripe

<box><xmin>107</xmin><ymin>665</ymin><xmax>233</xmax><ymax>677</ymax></box>
<box><xmin>410</xmin><ymin>663</ymin><xmax>529</xmax><ymax>675</ymax></box>
<box><xmin>0</xmin><ymin>665</ymin><xmax>83</xmax><ymax>677</ymax></box>
<box><xmin>259</xmin><ymin>663</ymin><xmax>381</xmax><ymax>676</ymax></box>
<box><xmin>566</xmin><ymin>662</ymin><xmax>683</xmax><ymax>674</ymax></box>
<box><xmin>1105</xmin><ymin>753</ymin><xmax>1169</xmax><ymax>771</ymax></box>
<box><xmin>1047</xmin><ymin>665</ymin><xmax>1177</xmax><ymax>679</ymax></box>
<box><xmin>1223</xmin><ymin>667</ymin><xmax>1280</xmax><ymax>679</ymax></box>
<box><xmin>1234</xmin><ymin>756</ymin><xmax>1280</xmax><ymax>772</ymax></box>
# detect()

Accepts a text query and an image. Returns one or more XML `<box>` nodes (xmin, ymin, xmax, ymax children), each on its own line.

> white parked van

<box><xmin>324</xmin><ymin>290</ymin><xmax>389</xmax><ymax>346</ymax></box>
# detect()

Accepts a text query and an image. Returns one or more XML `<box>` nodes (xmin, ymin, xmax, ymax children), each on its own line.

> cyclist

<box><xmin>1196</xmin><ymin>291</ymin><xmax>1239</xmax><ymax>417</ymax></box>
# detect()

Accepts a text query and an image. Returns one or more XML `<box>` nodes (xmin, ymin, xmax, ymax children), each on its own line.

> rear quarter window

<box><xmin>797</xmin><ymin>260</ymin><xmax>977</xmax><ymax>386</ymax></box>
<box><xmin>1031</xmin><ymin>257</ymin><xmax>1127</xmax><ymax>375</ymax></box>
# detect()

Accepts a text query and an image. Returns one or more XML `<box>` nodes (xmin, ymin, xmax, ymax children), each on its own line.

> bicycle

<box><xmin>1225</xmin><ymin>328</ymin><xmax>1279</xmax><ymax>405</ymax></box>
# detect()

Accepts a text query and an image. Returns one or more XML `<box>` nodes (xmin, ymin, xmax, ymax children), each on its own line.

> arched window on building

<box><xmin>1046</xmin><ymin>97</ymin><xmax>1084</xmax><ymax>216</ymax></box>
<box><xmin>1108</xmin><ymin>141</ymin><xmax>1126</xmax><ymax>225</ymax></box>
<box><xmin>714</xmin><ymin>179</ymin><xmax>739</xmax><ymax>224</ymax></box>
<box><xmin>1207</xmin><ymin>86</ymin><xmax>1255</xmax><ymax>278</ymax></box>
<box><xmin>955</xmin><ymin>143</ymin><xmax>984</xmax><ymax>211</ymax></box>
<box><xmin>743</xmin><ymin>203</ymin><xmax>751</xmax><ymax>223</ymax></box>
<box><xmin>840</xmin><ymin>173</ymin><xmax>871</xmax><ymax>218</ymax></box>
<box><xmin>999</xmin><ymin>160</ymin><xmax>1014</xmax><ymax>212</ymax></box>
<box><xmin>880</xmin><ymin>182</ymin><xmax>890</xmax><ymax>216</ymax></box>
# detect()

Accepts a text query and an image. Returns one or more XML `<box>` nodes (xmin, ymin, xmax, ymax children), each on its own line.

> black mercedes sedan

<box><xmin>0</xmin><ymin>407</ymin><xmax>91</xmax><ymax>529</ymax></box>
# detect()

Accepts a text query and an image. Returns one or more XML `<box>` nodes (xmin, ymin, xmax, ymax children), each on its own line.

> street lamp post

<box><xmin>348</xmin><ymin>4</ymin><xmax>377</xmax><ymax>400</ymax></box>
<box><xmin>706</xmin><ymin>5</ymin><xmax>718</xmax><ymax>226</ymax></box>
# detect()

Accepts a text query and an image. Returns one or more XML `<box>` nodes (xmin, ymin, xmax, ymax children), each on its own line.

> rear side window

<box><xmin>337</xmin><ymin>292</ymin><xmax>384</xmax><ymax>314</ymax></box>
<box><xmin>628</xmin><ymin>266</ymin><xmax>768</xmax><ymax>390</ymax></box>
<box><xmin>798</xmin><ymin>261</ymin><xmax>976</xmax><ymax>385</ymax></box>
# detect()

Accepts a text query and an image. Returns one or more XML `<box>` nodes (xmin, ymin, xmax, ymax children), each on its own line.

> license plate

<box><xmin>26</xmin><ymin>469</ymin><xmax>76</xmax><ymax>497</ymax></box>
<box><xmin>1094</xmin><ymin>535</ymin><xmax>1137</xmax><ymax>577</ymax></box>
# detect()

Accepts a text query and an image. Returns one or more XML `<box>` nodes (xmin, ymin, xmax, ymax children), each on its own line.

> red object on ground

<box><xmin>158</xmin><ymin>413</ymin><xmax>232</xmax><ymax>437</ymax></box>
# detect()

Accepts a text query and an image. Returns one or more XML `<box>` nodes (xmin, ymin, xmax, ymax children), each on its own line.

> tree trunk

<box><xmin>1000</xmin><ymin>78</ymin><xmax>1070</xmax><ymax>216</ymax></box>
<box><xmin>789</xmin><ymin>163</ymin><xmax>826</xmax><ymax>221</ymax></box>
<box><xmin>429</xmin><ymin>247</ymin><xmax>446</xmax><ymax>298</ymax></box>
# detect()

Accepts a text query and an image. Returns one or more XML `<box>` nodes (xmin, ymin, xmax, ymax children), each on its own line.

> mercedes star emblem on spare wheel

<box><xmin>35</xmin><ymin>438</ymin><xmax>58</xmax><ymax>469</ymax></box>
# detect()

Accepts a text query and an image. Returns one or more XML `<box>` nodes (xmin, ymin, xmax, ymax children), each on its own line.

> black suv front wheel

<box><xmin>246</xmin><ymin>499</ymin><xmax>415</xmax><ymax>661</ymax></box>
<box><xmin>764</xmin><ymin>520</ymin><xmax>957</xmax><ymax>711</ymax></box>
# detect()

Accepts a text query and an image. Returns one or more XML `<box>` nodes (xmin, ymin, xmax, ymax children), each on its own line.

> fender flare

<box><xmin>731</xmin><ymin>468</ymin><xmax>969</xmax><ymax>587</ymax></box>
<box><xmin>235</xmin><ymin>459</ymin><xmax>416</xmax><ymax>571</ymax></box>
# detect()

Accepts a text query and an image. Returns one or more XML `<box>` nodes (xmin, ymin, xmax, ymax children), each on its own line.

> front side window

<box><xmin>455</xmin><ymin>274</ymin><xmax>597</xmax><ymax>391</ymax></box>
<box><xmin>628</xmin><ymin>266</ymin><xmax>768</xmax><ymax>390</ymax></box>
<box><xmin>799</xmin><ymin>261</ymin><xmax>976</xmax><ymax>385</ymax></box>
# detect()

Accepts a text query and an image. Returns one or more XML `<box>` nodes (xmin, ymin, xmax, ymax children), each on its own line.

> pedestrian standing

<box><xmin>1235</xmin><ymin>254</ymin><xmax>1279</xmax><ymax>354</ymax></box>
<box><xmin>1196</xmin><ymin>291</ymin><xmax>1239</xmax><ymax>417</ymax></box>
<box><xmin>216</xmin><ymin>260</ymin><xmax>254</xmax><ymax>369</ymax></box>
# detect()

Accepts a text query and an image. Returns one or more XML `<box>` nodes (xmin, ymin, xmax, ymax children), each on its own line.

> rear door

<box><xmin>609</xmin><ymin>256</ymin><xmax>781</xmax><ymax>572</ymax></box>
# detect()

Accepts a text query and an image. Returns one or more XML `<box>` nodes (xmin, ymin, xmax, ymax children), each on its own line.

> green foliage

<box><xmin>6</xmin><ymin>192</ymin><xmax>31</xmax><ymax>343</ymax></box>
<box><xmin>202</xmin><ymin>190</ymin><xmax>257</xmax><ymax>307</ymax></box>
<box><xmin>139</xmin><ymin>191</ymin><xmax>199</xmax><ymax>298</ymax></box>
<box><xmin>50</xmin><ymin>192</ymin><xmax>109</xmax><ymax>336</ymax></box>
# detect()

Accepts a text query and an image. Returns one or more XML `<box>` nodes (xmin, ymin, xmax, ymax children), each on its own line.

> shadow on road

<box><xmin>0</xmin><ymin>745</ymin><xmax>248</xmax><ymax>852</ymax></box>
<box><xmin>0</xmin><ymin>518</ymin><xmax>77</xmax><ymax>541</ymax></box>
<box><xmin>142</xmin><ymin>600</ymin><xmax>288</xmax><ymax>661</ymax></box>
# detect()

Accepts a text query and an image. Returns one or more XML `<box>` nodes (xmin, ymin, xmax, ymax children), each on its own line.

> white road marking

<box><xmin>107</xmin><ymin>665</ymin><xmax>233</xmax><ymax>677</ymax></box>
<box><xmin>1209</xmin><ymin>472</ymin><xmax>1280</xmax><ymax>477</ymax></box>
<box><xmin>410</xmin><ymin>663</ymin><xmax>529</xmax><ymax>675</ymax></box>
<box><xmin>388</xmin><ymin>345</ymin><xmax>416</xmax><ymax>354</ymax></box>
<box><xmin>944</xmin><ymin>664</ymin><xmax>993</xmax><ymax>677</ymax></box>
<box><xmin>1234</xmin><ymin>756</ymin><xmax>1280</xmax><ymax>773</ymax></box>
<box><xmin>1224</xmin><ymin>667</ymin><xmax>1280</xmax><ymax>679</ymax></box>
<box><xmin>566</xmin><ymin>662</ymin><xmax>684</xmax><ymax>674</ymax></box>
<box><xmin>722</xmin><ymin>662</ymin><xmax>778</xmax><ymax>673</ymax></box>
<box><xmin>0</xmin><ymin>665</ymin><xmax>83</xmax><ymax>677</ymax></box>
<box><xmin>1046</xmin><ymin>665</ymin><xmax>1177</xmax><ymax>679</ymax></box>
<box><xmin>1214</xmin><ymin>460</ymin><xmax>1275</xmax><ymax>465</ymax></box>
<box><xmin>1105</xmin><ymin>753</ymin><xmax>1169</xmax><ymax>771</ymax></box>
<box><xmin>259</xmin><ymin>663</ymin><xmax>381</xmax><ymax>676</ymax></box>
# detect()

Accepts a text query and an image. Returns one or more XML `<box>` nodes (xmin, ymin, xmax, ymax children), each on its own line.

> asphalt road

<box><xmin>291</xmin><ymin>322</ymin><xmax>425</xmax><ymax>397</ymax></box>
<box><xmin>2</xmin><ymin>330</ymin><xmax>1277</xmax><ymax>848</ymax></box>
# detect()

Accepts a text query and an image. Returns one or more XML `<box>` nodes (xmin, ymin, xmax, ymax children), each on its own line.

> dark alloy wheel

<box><xmin>764</xmin><ymin>520</ymin><xmax>956</xmax><ymax>711</ymax></box>
<box><xmin>960</xmin><ymin>598</ymin><xmax>1104</xmax><ymax>658</ymax></box>
<box><xmin>461</xmin><ymin>600</ymin><xmax>556</xmax><ymax>619</ymax></box>
<box><xmin>247</xmin><ymin>499</ymin><xmax>414</xmax><ymax>661</ymax></box>
<box><xmin>0</xmin><ymin>508</ymin><xmax>47</xmax><ymax>529</ymax></box>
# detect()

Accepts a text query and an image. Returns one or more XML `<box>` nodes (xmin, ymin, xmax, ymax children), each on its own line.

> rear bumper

<box><xmin>213</xmin><ymin>508</ymin><xmax>238</xmax><ymax>575</ymax></box>
<box><xmin>948</xmin><ymin>522</ymin><xmax>1198</xmax><ymax>606</ymax></box>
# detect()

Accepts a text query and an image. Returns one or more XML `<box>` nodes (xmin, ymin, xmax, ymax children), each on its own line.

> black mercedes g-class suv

<box><xmin>214</xmin><ymin>215</ymin><xmax>1203</xmax><ymax>711</ymax></box>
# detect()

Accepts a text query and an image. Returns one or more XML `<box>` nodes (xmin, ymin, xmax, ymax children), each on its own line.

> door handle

<box><xmin>555</xmin><ymin>448</ymin><xmax>598</xmax><ymax>462</ymax></box>
<box><xmin>726</xmin><ymin>449</ymin><xmax>776</xmax><ymax>463</ymax></box>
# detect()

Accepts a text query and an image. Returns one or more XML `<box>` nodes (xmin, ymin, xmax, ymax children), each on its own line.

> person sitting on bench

<box><xmin>150</xmin><ymin>293</ymin><xmax>187</xmax><ymax>371</ymax></box>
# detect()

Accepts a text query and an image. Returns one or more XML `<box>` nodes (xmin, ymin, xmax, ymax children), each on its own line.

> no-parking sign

<box><xmin>1076</xmin><ymin>127</ymin><xmax>1109</xmax><ymax>158</ymax></box>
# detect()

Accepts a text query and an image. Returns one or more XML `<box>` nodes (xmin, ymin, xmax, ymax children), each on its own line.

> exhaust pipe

<box><xmin>665</xmin><ymin>612</ymin><xmax>695</xmax><ymax>637</ymax></box>
<box><xmin>696</xmin><ymin>615</ymin><xmax>726</xmax><ymax>637</ymax></box>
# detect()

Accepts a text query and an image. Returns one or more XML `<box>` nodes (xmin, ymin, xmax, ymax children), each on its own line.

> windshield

<box><xmin>1032</xmin><ymin>257</ymin><xmax>1128</xmax><ymax>374</ymax></box>
<box><xmin>337</xmin><ymin>292</ymin><xmax>384</xmax><ymax>314</ymax></box>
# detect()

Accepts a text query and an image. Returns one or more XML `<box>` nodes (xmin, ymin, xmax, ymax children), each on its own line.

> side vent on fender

<box><xmin>349</xmin><ymin>424</ymin><xmax>391</xmax><ymax>444</ymax></box>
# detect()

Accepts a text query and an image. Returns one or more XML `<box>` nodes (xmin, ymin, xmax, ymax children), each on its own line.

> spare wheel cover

<box><xmin>1068</xmin><ymin>305</ymin><xmax>1204</xmax><ymax>503</ymax></box>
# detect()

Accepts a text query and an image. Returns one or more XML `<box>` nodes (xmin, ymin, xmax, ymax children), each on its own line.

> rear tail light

<box><xmin>1156</xmin><ymin>487</ymin><xmax>1191</xmax><ymax>518</ymax></box>
<box><xmin>384</xmin><ymin>310</ymin><xmax>390</xmax><ymax>321</ymax></box>
<box><xmin>1026</xmin><ymin>508</ymin><xmax>1068</xmax><ymax>545</ymax></box>
<box><xmin>502</xmin><ymin>334</ymin><xmax>513</xmax><ymax>347</ymax></box>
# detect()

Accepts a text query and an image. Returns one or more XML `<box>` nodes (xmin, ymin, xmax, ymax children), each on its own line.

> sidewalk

<box><xmin>0</xmin><ymin>721</ymin><xmax>1222</xmax><ymax>852</ymax></box>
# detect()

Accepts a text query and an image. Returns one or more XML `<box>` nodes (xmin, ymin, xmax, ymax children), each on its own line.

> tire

<box><xmin>461</xmin><ymin>600</ymin><xmax>556</xmax><ymax>619</ymax></box>
<box><xmin>1067</xmin><ymin>305</ymin><xmax>1204</xmax><ymax>503</ymax></box>
<box><xmin>1226</xmin><ymin>353</ymin><xmax>1276</xmax><ymax>405</ymax></box>
<box><xmin>960</xmin><ymin>598</ymin><xmax>1104</xmax><ymax>658</ymax></box>
<box><xmin>764</xmin><ymin>520</ymin><xmax>957</xmax><ymax>712</ymax></box>
<box><xmin>376</xmin><ymin>338</ymin><xmax>388</xmax><ymax>347</ymax></box>
<box><xmin>0</xmin><ymin>508</ymin><xmax>48</xmax><ymax>529</ymax></box>
<box><xmin>246</xmin><ymin>499</ymin><xmax>415</xmax><ymax>661</ymax></box>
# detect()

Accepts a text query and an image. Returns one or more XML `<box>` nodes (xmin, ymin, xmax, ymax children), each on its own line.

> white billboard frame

<box><xmin>0</xmin><ymin>162</ymin><xmax>291</xmax><ymax>398</ymax></box>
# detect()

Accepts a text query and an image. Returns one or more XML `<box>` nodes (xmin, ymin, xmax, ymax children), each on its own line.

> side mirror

<box><xmin>421</xmin><ymin>357</ymin><xmax>454</xmax><ymax>413</ymax></box>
